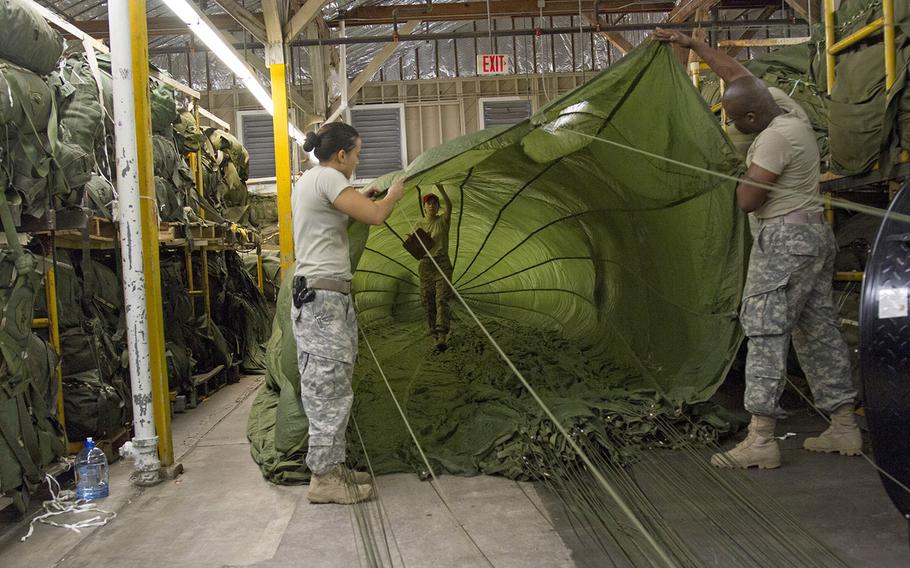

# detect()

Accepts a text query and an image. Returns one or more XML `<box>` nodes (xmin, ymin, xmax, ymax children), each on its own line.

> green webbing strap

<box><xmin>0</xmin><ymin>188</ymin><xmax>40</xmax><ymax>399</ymax></box>
<box><xmin>0</xmin><ymin>396</ymin><xmax>42</xmax><ymax>483</ymax></box>
<box><xmin>87</xmin><ymin>188</ymin><xmax>111</xmax><ymax>220</ymax></box>
<box><xmin>45</xmin><ymin>89</ymin><xmax>59</xmax><ymax>156</ymax></box>
<box><xmin>0</xmin><ymin>184</ymin><xmax>23</xmax><ymax>259</ymax></box>
<box><xmin>17</xmin><ymin>395</ymin><xmax>42</xmax><ymax>470</ymax></box>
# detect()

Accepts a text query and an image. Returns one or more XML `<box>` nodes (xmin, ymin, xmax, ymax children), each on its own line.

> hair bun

<box><xmin>303</xmin><ymin>131</ymin><xmax>320</xmax><ymax>153</ymax></box>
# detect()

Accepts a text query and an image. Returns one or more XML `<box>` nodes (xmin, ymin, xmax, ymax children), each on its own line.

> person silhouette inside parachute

<box><xmin>406</xmin><ymin>186</ymin><xmax>454</xmax><ymax>351</ymax></box>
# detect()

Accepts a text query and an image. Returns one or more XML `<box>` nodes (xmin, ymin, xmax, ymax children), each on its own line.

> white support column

<box><xmin>108</xmin><ymin>0</ymin><xmax>161</xmax><ymax>485</ymax></box>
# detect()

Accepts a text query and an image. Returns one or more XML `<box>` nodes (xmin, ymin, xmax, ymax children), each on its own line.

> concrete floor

<box><xmin>1</xmin><ymin>375</ymin><xmax>908</xmax><ymax>567</ymax></box>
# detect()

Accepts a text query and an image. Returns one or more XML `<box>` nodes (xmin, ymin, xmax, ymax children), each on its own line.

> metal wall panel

<box><xmin>481</xmin><ymin>98</ymin><xmax>532</xmax><ymax>127</ymax></box>
<box><xmin>350</xmin><ymin>105</ymin><xmax>405</xmax><ymax>180</ymax></box>
<box><xmin>240</xmin><ymin>113</ymin><xmax>277</xmax><ymax>179</ymax></box>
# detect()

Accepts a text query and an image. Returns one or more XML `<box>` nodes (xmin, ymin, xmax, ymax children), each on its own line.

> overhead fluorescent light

<box><xmin>161</xmin><ymin>0</ymin><xmax>307</xmax><ymax>145</ymax></box>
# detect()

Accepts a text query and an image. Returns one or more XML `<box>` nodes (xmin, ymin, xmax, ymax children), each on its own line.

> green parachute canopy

<box><xmin>248</xmin><ymin>42</ymin><xmax>749</xmax><ymax>484</ymax></box>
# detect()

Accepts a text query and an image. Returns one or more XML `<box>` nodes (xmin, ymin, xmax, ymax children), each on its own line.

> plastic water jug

<box><xmin>75</xmin><ymin>437</ymin><xmax>109</xmax><ymax>500</ymax></box>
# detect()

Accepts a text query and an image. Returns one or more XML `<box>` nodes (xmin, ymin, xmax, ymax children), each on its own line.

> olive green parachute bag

<box><xmin>0</xmin><ymin>189</ymin><xmax>64</xmax><ymax>511</ymax></box>
<box><xmin>0</xmin><ymin>0</ymin><xmax>63</xmax><ymax>76</ymax></box>
<box><xmin>150</xmin><ymin>82</ymin><xmax>178</xmax><ymax>135</ymax></box>
<box><xmin>0</xmin><ymin>59</ymin><xmax>56</xmax><ymax>221</ymax></box>
<box><xmin>174</xmin><ymin>109</ymin><xmax>204</xmax><ymax>153</ymax></box>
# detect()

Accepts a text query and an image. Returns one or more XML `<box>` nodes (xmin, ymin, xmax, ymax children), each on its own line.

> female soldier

<box><xmin>293</xmin><ymin>122</ymin><xmax>404</xmax><ymax>504</ymax></box>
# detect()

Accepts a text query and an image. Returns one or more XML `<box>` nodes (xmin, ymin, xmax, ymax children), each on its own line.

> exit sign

<box><xmin>477</xmin><ymin>54</ymin><xmax>511</xmax><ymax>75</ymax></box>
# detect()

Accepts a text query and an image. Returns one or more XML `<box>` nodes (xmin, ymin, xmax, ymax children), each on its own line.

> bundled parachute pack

<box><xmin>0</xmin><ymin>1</ymin><xmax>82</xmax><ymax>225</ymax></box>
<box><xmin>0</xmin><ymin>240</ymin><xmax>63</xmax><ymax>511</ymax></box>
<box><xmin>0</xmin><ymin>0</ymin><xmax>66</xmax><ymax>512</ymax></box>
<box><xmin>200</xmin><ymin>128</ymin><xmax>251</xmax><ymax>224</ymax></box>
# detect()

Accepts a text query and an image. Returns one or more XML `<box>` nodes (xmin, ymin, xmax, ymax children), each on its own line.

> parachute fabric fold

<box><xmin>248</xmin><ymin>42</ymin><xmax>748</xmax><ymax>483</ymax></box>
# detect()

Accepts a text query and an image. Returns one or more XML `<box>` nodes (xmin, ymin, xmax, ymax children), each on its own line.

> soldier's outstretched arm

<box><xmin>437</xmin><ymin>184</ymin><xmax>453</xmax><ymax>222</ymax></box>
<box><xmin>335</xmin><ymin>178</ymin><xmax>405</xmax><ymax>225</ymax></box>
<box><xmin>652</xmin><ymin>28</ymin><xmax>752</xmax><ymax>83</ymax></box>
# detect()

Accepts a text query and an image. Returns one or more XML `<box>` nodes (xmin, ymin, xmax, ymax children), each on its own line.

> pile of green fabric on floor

<box><xmin>248</xmin><ymin>42</ymin><xmax>747</xmax><ymax>484</ymax></box>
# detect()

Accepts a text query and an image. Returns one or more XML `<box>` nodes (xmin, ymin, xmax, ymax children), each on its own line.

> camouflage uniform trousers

<box><xmin>740</xmin><ymin>222</ymin><xmax>856</xmax><ymax>418</ymax></box>
<box><xmin>419</xmin><ymin>255</ymin><xmax>454</xmax><ymax>335</ymax></box>
<box><xmin>290</xmin><ymin>289</ymin><xmax>358</xmax><ymax>475</ymax></box>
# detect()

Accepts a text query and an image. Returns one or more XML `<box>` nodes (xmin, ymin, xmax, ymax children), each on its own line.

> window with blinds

<box><xmin>238</xmin><ymin>112</ymin><xmax>276</xmax><ymax>180</ymax></box>
<box><xmin>480</xmin><ymin>98</ymin><xmax>533</xmax><ymax>128</ymax></box>
<box><xmin>348</xmin><ymin>104</ymin><xmax>407</xmax><ymax>182</ymax></box>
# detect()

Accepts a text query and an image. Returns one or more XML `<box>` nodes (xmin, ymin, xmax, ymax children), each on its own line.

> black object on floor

<box><xmin>860</xmin><ymin>180</ymin><xmax>910</xmax><ymax>530</ymax></box>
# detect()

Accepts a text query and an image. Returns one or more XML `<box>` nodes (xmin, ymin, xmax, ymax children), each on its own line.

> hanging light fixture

<box><xmin>161</xmin><ymin>0</ymin><xmax>307</xmax><ymax>145</ymax></box>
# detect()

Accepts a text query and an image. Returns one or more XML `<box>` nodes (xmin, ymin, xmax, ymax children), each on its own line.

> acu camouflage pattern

<box><xmin>740</xmin><ymin>223</ymin><xmax>856</xmax><ymax>417</ymax></box>
<box><xmin>419</xmin><ymin>256</ymin><xmax>454</xmax><ymax>335</ymax></box>
<box><xmin>291</xmin><ymin>290</ymin><xmax>357</xmax><ymax>475</ymax></box>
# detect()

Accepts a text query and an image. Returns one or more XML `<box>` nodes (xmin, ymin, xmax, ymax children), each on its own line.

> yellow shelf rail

<box><xmin>825</xmin><ymin>0</ymin><xmax>896</xmax><ymax>92</ymax></box>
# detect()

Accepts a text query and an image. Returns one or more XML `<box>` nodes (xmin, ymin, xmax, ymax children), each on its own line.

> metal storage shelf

<box><xmin>0</xmin><ymin>5</ymin><xmax>265</xmax><ymax>493</ymax></box>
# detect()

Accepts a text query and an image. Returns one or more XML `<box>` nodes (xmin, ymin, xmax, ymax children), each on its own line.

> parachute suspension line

<box><xmin>346</xmin><ymin>415</ymin><xmax>402</xmax><ymax>568</ymax></box>
<box><xmin>454</xmin><ymin>160</ymin><xmax>561</xmax><ymax>286</ymax></box>
<box><xmin>395</xmin><ymin>208</ymin><xmax>680</xmax><ymax>568</ymax></box>
<box><xmin>655</xmin><ymin>414</ymin><xmax>851</xmax><ymax>567</ymax></box>
<box><xmin>561</xmin><ymin>128</ymin><xmax>910</xmax><ymax>500</ymax></box>
<box><xmin>351</xmin><ymin>417</ymin><xmax>407</xmax><ymax>568</ymax></box>
<box><xmin>565</xmin><ymin>129</ymin><xmax>910</xmax><ymax>224</ymax></box>
<box><xmin>357</xmin><ymin>325</ymin><xmax>497</xmax><ymax>568</ymax></box>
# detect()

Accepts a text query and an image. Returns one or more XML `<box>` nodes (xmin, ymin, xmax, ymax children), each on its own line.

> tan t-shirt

<box><xmin>746</xmin><ymin>107</ymin><xmax>822</xmax><ymax>220</ymax></box>
<box><xmin>292</xmin><ymin>165</ymin><xmax>353</xmax><ymax>280</ymax></box>
<box><xmin>419</xmin><ymin>211</ymin><xmax>451</xmax><ymax>258</ymax></box>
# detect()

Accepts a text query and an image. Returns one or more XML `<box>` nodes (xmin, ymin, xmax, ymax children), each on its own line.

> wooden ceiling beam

<box><xmin>328</xmin><ymin>0</ymin><xmax>675</xmax><ymax>27</ymax></box>
<box><xmin>73</xmin><ymin>14</ymin><xmax>243</xmax><ymax>37</ymax></box>
<box><xmin>71</xmin><ymin>0</ymin><xmax>793</xmax><ymax>38</ymax></box>
<box><xmin>585</xmin><ymin>14</ymin><xmax>634</xmax><ymax>54</ymax></box>
<box><xmin>327</xmin><ymin>20</ymin><xmax>422</xmax><ymax>119</ymax></box>
<box><xmin>210</xmin><ymin>0</ymin><xmax>268</xmax><ymax>45</ymax></box>
<box><xmin>285</xmin><ymin>0</ymin><xmax>334</xmax><ymax>42</ymax></box>
<box><xmin>668</xmin><ymin>0</ymin><xmax>723</xmax><ymax>23</ymax></box>
<box><xmin>724</xmin><ymin>6</ymin><xmax>779</xmax><ymax>56</ymax></box>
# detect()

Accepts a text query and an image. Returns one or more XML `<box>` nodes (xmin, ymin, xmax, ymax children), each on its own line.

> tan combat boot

<box><xmin>710</xmin><ymin>415</ymin><xmax>781</xmax><ymax>469</ymax></box>
<box><xmin>803</xmin><ymin>404</ymin><xmax>863</xmax><ymax>456</ymax></box>
<box><xmin>339</xmin><ymin>464</ymin><xmax>372</xmax><ymax>485</ymax></box>
<box><xmin>307</xmin><ymin>465</ymin><xmax>373</xmax><ymax>504</ymax></box>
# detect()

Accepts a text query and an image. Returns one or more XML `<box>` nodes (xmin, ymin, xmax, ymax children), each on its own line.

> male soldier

<box><xmin>417</xmin><ymin>186</ymin><xmax>454</xmax><ymax>351</ymax></box>
<box><xmin>654</xmin><ymin>29</ymin><xmax>861</xmax><ymax>469</ymax></box>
